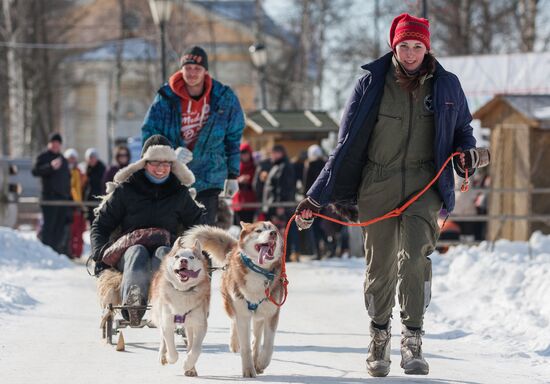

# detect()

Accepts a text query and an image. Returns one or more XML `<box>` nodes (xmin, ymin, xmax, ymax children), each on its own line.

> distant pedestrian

<box><xmin>83</xmin><ymin>148</ymin><xmax>106</xmax><ymax>226</ymax></box>
<box><xmin>232</xmin><ymin>142</ymin><xmax>257</xmax><ymax>224</ymax></box>
<box><xmin>102</xmin><ymin>144</ymin><xmax>131</xmax><ymax>187</ymax></box>
<box><xmin>64</xmin><ymin>148</ymin><xmax>86</xmax><ymax>258</ymax></box>
<box><xmin>32</xmin><ymin>133</ymin><xmax>71</xmax><ymax>254</ymax></box>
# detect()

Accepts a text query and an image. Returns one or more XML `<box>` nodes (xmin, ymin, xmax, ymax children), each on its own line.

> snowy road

<box><xmin>1</xmin><ymin>227</ymin><xmax>549</xmax><ymax>383</ymax></box>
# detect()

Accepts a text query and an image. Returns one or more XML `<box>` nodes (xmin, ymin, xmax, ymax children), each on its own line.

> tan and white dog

<box><xmin>181</xmin><ymin>221</ymin><xmax>284</xmax><ymax>378</ymax></box>
<box><xmin>149</xmin><ymin>239</ymin><xmax>211</xmax><ymax>377</ymax></box>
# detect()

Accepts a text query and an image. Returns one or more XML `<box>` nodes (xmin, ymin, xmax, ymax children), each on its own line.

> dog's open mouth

<box><xmin>255</xmin><ymin>241</ymin><xmax>276</xmax><ymax>264</ymax></box>
<box><xmin>175</xmin><ymin>267</ymin><xmax>201</xmax><ymax>282</ymax></box>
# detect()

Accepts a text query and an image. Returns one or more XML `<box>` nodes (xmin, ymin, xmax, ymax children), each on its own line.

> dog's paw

<box><xmin>242</xmin><ymin>366</ymin><xmax>257</xmax><ymax>378</ymax></box>
<box><xmin>184</xmin><ymin>367</ymin><xmax>197</xmax><ymax>377</ymax></box>
<box><xmin>255</xmin><ymin>354</ymin><xmax>269</xmax><ymax>374</ymax></box>
<box><xmin>159</xmin><ymin>354</ymin><xmax>168</xmax><ymax>365</ymax></box>
<box><xmin>166</xmin><ymin>352</ymin><xmax>179</xmax><ymax>364</ymax></box>
<box><xmin>229</xmin><ymin>341</ymin><xmax>240</xmax><ymax>353</ymax></box>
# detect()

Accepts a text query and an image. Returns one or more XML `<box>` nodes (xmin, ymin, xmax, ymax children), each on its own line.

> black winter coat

<box><xmin>31</xmin><ymin>150</ymin><xmax>71</xmax><ymax>200</ymax></box>
<box><xmin>90</xmin><ymin>169</ymin><xmax>205</xmax><ymax>263</ymax></box>
<box><xmin>263</xmin><ymin>157</ymin><xmax>296</xmax><ymax>209</ymax></box>
<box><xmin>85</xmin><ymin>161</ymin><xmax>106</xmax><ymax>198</ymax></box>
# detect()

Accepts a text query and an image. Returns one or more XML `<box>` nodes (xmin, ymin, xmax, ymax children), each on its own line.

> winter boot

<box><xmin>366</xmin><ymin>322</ymin><xmax>391</xmax><ymax>377</ymax></box>
<box><xmin>125</xmin><ymin>285</ymin><xmax>145</xmax><ymax>326</ymax></box>
<box><xmin>400</xmin><ymin>326</ymin><xmax>429</xmax><ymax>375</ymax></box>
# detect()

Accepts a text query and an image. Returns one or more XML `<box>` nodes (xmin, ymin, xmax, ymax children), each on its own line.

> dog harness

<box><xmin>240</xmin><ymin>252</ymin><xmax>275</xmax><ymax>312</ymax></box>
<box><xmin>174</xmin><ymin>309</ymin><xmax>193</xmax><ymax>324</ymax></box>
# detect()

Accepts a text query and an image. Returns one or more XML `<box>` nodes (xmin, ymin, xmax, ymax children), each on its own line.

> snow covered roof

<box><xmin>69</xmin><ymin>38</ymin><xmax>158</xmax><ymax>62</ymax></box>
<box><xmin>246</xmin><ymin>110</ymin><xmax>338</xmax><ymax>134</ymax></box>
<box><xmin>473</xmin><ymin>94</ymin><xmax>550</xmax><ymax>129</ymax></box>
<box><xmin>191</xmin><ymin>0</ymin><xmax>294</xmax><ymax>43</ymax></box>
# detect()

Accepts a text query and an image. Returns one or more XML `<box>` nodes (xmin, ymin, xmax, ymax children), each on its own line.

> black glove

<box><xmin>294</xmin><ymin>197</ymin><xmax>321</xmax><ymax>230</ymax></box>
<box><xmin>455</xmin><ymin>148</ymin><xmax>491</xmax><ymax>173</ymax></box>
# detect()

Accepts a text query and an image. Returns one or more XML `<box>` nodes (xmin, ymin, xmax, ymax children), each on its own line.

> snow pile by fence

<box><xmin>431</xmin><ymin>231</ymin><xmax>550</xmax><ymax>357</ymax></box>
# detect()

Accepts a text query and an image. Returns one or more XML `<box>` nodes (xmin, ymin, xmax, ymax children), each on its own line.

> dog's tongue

<box><xmin>258</xmin><ymin>245</ymin><xmax>270</xmax><ymax>265</ymax></box>
<box><xmin>179</xmin><ymin>268</ymin><xmax>201</xmax><ymax>278</ymax></box>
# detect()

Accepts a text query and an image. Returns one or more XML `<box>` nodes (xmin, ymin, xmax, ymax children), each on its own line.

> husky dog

<box><xmin>149</xmin><ymin>239</ymin><xmax>211</xmax><ymax>377</ymax></box>
<box><xmin>181</xmin><ymin>221</ymin><xmax>284</xmax><ymax>378</ymax></box>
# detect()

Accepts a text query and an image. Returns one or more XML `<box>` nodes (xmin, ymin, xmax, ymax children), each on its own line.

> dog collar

<box><xmin>240</xmin><ymin>252</ymin><xmax>275</xmax><ymax>282</ymax></box>
<box><xmin>246</xmin><ymin>297</ymin><xmax>268</xmax><ymax>312</ymax></box>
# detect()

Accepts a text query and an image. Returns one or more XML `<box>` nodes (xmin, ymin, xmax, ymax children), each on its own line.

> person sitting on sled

<box><xmin>90</xmin><ymin>135</ymin><xmax>205</xmax><ymax>324</ymax></box>
<box><xmin>294</xmin><ymin>13</ymin><xmax>490</xmax><ymax>377</ymax></box>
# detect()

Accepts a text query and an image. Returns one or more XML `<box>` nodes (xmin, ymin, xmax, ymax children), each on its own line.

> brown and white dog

<box><xmin>181</xmin><ymin>221</ymin><xmax>284</xmax><ymax>378</ymax></box>
<box><xmin>149</xmin><ymin>239</ymin><xmax>211</xmax><ymax>377</ymax></box>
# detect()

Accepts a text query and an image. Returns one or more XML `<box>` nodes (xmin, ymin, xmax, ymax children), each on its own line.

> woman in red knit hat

<box><xmin>294</xmin><ymin>13</ymin><xmax>490</xmax><ymax>377</ymax></box>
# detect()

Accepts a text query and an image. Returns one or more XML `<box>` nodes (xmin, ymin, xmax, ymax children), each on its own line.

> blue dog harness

<box><xmin>240</xmin><ymin>252</ymin><xmax>275</xmax><ymax>312</ymax></box>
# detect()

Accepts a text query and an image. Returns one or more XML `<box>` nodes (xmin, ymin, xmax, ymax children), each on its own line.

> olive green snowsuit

<box><xmin>358</xmin><ymin>64</ymin><xmax>441</xmax><ymax>329</ymax></box>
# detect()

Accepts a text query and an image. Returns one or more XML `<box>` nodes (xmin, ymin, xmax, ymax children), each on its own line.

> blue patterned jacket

<box><xmin>141</xmin><ymin>79</ymin><xmax>244</xmax><ymax>193</ymax></box>
<box><xmin>307</xmin><ymin>52</ymin><xmax>476</xmax><ymax>212</ymax></box>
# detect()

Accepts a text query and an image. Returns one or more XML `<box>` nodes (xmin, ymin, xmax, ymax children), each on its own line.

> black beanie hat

<box><xmin>48</xmin><ymin>132</ymin><xmax>63</xmax><ymax>143</ymax></box>
<box><xmin>180</xmin><ymin>46</ymin><xmax>208</xmax><ymax>70</ymax></box>
<box><xmin>141</xmin><ymin>134</ymin><xmax>173</xmax><ymax>158</ymax></box>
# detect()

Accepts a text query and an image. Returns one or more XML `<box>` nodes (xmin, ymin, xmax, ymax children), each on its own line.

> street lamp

<box><xmin>249</xmin><ymin>43</ymin><xmax>268</xmax><ymax>110</ymax></box>
<box><xmin>148</xmin><ymin>0</ymin><xmax>174</xmax><ymax>82</ymax></box>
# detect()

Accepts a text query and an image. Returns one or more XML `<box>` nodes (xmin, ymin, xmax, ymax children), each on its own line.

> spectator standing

<box><xmin>84</xmin><ymin>148</ymin><xmax>106</xmax><ymax>226</ymax></box>
<box><xmin>31</xmin><ymin>133</ymin><xmax>71</xmax><ymax>254</ymax></box>
<box><xmin>263</xmin><ymin>144</ymin><xmax>298</xmax><ymax>261</ymax></box>
<box><xmin>64</xmin><ymin>148</ymin><xmax>86</xmax><ymax>258</ymax></box>
<box><xmin>102</xmin><ymin>144</ymin><xmax>131</xmax><ymax>187</ymax></box>
<box><xmin>141</xmin><ymin>46</ymin><xmax>245</xmax><ymax>225</ymax></box>
<box><xmin>232</xmin><ymin>142</ymin><xmax>257</xmax><ymax>224</ymax></box>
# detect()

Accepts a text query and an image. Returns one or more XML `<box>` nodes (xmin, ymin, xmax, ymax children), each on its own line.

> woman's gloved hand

<box><xmin>175</xmin><ymin>147</ymin><xmax>193</xmax><ymax>164</ymax></box>
<box><xmin>294</xmin><ymin>197</ymin><xmax>321</xmax><ymax>230</ymax></box>
<box><xmin>456</xmin><ymin>147</ymin><xmax>491</xmax><ymax>172</ymax></box>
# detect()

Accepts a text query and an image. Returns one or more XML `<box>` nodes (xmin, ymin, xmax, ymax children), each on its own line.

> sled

<box><xmin>100</xmin><ymin>303</ymin><xmax>187</xmax><ymax>350</ymax></box>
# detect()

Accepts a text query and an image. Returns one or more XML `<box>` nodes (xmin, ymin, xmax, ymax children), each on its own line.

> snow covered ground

<box><xmin>1</xmin><ymin>225</ymin><xmax>549</xmax><ymax>383</ymax></box>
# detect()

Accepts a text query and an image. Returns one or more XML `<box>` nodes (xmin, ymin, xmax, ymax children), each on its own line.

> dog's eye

<box><xmin>255</xmin><ymin>229</ymin><xmax>262</xmax><ymax>233</ymax></box>
<box><xmin>174</xmin><ymin>255</ymin><xmax>180</xmax><ymax>259</ymax></box>
<box><xmin>189</xmin><ymin>256</ymin><xmax>195</xmax><ymax>260</ymax></box>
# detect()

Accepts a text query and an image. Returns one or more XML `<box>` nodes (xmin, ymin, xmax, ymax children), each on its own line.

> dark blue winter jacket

<box><xmin>141</xmin><ymin>78</ymin><xmax>244</xmax><ymax>193</ymax></box>
<box><xmin>307</xmin><ymin>52</ymin><xmax>476</xmax><ymax>212</ymax></box>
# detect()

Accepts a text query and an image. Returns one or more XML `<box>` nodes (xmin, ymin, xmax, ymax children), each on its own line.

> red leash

<box><xmin>266</xmin><ymin>152</ymin><xmax>469</xmax><ymax>307</ymax></box>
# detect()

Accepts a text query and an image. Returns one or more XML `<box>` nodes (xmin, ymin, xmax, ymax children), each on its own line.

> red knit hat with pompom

<box><xmin>389</xmin><ymin>13</ymin><xmax>430</xmax><ymax>51</ymax></box>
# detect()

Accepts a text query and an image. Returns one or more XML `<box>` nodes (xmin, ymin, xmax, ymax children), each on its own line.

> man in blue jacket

<box><xmin>142</xmin><ymin>46</ymin><xmax>245</xmax><ymax>225</ymax></box>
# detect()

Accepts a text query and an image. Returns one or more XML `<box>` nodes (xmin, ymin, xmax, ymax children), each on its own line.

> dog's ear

<box><xmin>240</xmin><ymin>221</ymin><xmax>249</xmax><ymax>229</ymax></box>
<box><xmin>194</xmin><ymin>239</ymin><xmax>202</xmax><ymax>255</ymax></box>
<box><xmin>176</xmin><ymin>236</ymin><xmax>185</xmax><ymax>248</ymax></box>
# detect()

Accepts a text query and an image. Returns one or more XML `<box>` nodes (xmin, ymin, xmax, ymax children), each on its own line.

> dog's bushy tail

<box><xmin>97</xmin><ymin>269</ymin><xmax>122</xmax><ymax>309</ymax></box>
<box><xmin>180</xmin><ymin>225</ymin><xmax>237</xmax><ymax>266</ymax></box>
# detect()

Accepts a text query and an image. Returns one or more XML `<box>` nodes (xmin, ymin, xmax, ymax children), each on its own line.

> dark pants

<box><xmin>196</xmin><ymin>193</ymin><xmax>219</xmax><ymax>226</ymax></box>
<box><xmin>40</xmin><ymin>204</ymin><xmax>70</xmax><ymax>254</ymax></box>
<box><xmin>116</xmin><ymin>245</ymin><xmax>169</xmax><ymax>304</ymax></box>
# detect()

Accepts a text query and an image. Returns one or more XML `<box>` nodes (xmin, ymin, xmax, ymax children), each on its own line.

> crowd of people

<box><xmin>32</xmin><ymin>132</ymin><xmax>132</xmax><ymax>258</ymax></box>
<box><xmin>31</xmin><ymin>130</ymin><xmax>350</xmax><ymax>262</ymax></box>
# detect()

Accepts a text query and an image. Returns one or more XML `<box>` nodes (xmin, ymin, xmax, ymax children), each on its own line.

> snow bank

<box><xmin>0</xmin><ymin>226</ymin><xmax>71</xmax><ymax>269</ymax></box>
<box><xmin>0</xmin><ymin>226</ymin><xmax>72</xmax><ymax>314</ymax></box>
<box><xmin>431</xmin><ymin>231</ymin><xmax>550</xmax><ymax>357</ymax></box>
<box><xmin>0</xmin><ymin>283</ymin><xmax>37</xmax><ymax>314</ymax></box>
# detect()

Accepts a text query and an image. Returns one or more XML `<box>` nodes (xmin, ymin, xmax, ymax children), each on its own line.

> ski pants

<box><xmin>357</xmin><ymin>160</ymin><xmax>441</xmax><ymax>329</ymax></box>
<box><xmin>116</xmin><ymin>245</ymin><xmax>170</xmax><ymax>304</ymax></box>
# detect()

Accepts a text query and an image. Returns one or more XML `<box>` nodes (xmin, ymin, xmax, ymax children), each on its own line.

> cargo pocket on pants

<box><xmin>423</xmin><ymin>256</ymin><xmax>432</xmax><ymax>313</ymax></box>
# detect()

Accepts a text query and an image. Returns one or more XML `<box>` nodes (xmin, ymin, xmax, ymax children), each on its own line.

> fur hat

<box><xmin>110</xmin><ymin>135</ymin><xmax>194</xmax><ymax>189</ymax></box>
<box><xmin>389</xmin><ymin>13</ymin><xmax>430</xmax><ymax>51</ymax></box>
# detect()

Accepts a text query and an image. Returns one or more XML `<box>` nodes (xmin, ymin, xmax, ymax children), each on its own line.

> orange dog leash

<box><xmin>266</xmin><ymin>152</ymin><xmax>469</xmax><ymax>307</ymax></box>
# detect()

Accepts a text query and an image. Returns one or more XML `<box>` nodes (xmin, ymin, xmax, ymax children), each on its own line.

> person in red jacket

<box><xmin>232</xmin><ymin>142</ymin><xmax>257</xmax><ymax>224</ymax></box>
